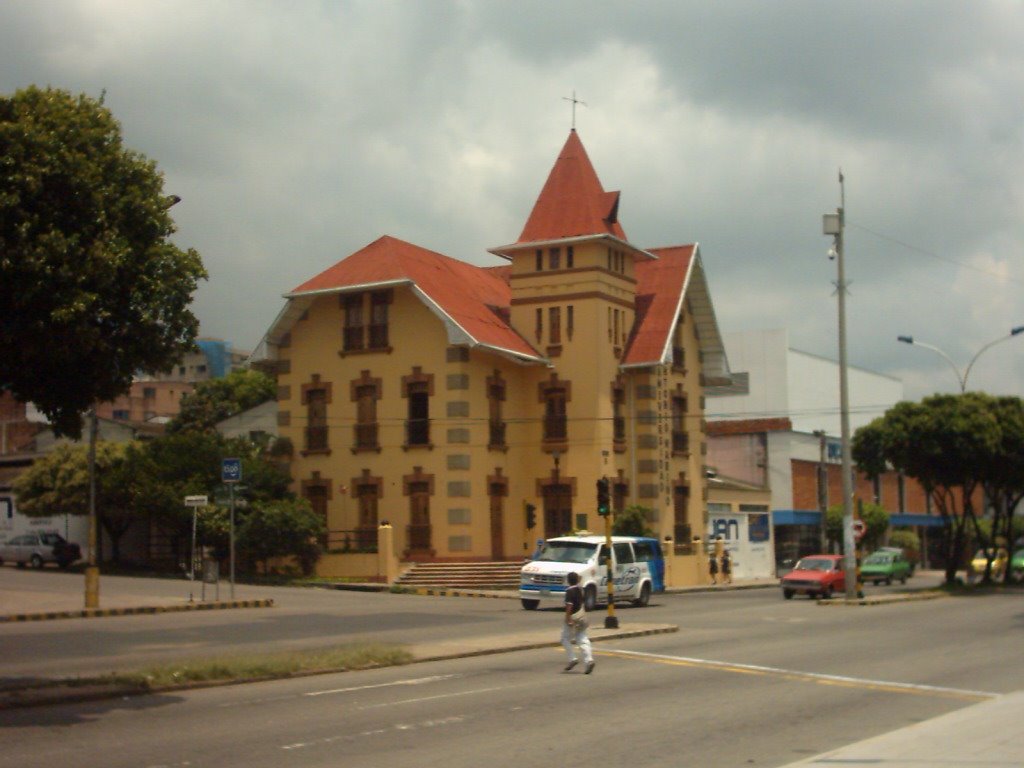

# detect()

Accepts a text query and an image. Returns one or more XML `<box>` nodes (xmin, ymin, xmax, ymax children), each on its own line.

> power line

<box><xmin>849</xmin><ymin>220</ymin><xmax>1024</xmax><ymax>287</ymax></box>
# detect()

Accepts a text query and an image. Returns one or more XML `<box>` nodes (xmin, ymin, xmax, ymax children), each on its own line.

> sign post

<box><xmin>184</xmin><ymin>495</ymin><xmax>208</xmax><ymax>602</ymax></box>
<box><xmin>221</xmin><ymin>458</ymin><xmax>242</xmax><ymax>599</ymax></box>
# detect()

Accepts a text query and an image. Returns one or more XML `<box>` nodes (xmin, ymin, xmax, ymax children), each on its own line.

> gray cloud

<box><xmin>2</xmin><ymin>0</ymin><xmax>1022</xmax><ymax>408</ymax></box>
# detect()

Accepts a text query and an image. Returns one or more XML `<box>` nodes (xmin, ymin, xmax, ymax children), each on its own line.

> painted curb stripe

<box><xmin>0</xmin><ymin>599</ymin><xmax>274</xmax><ymax>623</ymax></box>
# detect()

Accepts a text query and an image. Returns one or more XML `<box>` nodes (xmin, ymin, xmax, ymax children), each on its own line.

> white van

<box><xmin>519</xmin><ymin>535</ymin><xmax>665</xmax><ymax>610</ymax></box>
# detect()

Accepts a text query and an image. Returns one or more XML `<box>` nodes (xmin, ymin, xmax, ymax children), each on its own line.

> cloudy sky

<box><xmin>3</xmin><ymin>1</ymin><xmax>1023</xmax><ymax>413</ymax></box>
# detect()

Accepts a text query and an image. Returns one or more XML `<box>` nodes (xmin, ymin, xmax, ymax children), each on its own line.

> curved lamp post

<box><xmin>897</xmin><ymin>327</ymin><xmax>1024</xmax><ymax>393</ymax></box>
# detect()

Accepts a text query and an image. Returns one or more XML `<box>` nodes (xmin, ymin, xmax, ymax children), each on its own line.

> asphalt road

<box><xmin>1</xmin><ymin>571</ymin><xmax>1021</xmax><ymax>767</ymax></box>
<box><xmin>0</xmin><ymin>568</ymin><xmax>943</xmax><ymax>681</ymax></box>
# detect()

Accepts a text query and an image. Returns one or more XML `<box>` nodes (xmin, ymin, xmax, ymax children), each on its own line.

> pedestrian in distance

<box><xmin>721</xmin><ymin>548</ymin><xmax>732</xmax><ymax>584</ymax></box>
<box><xmin>709</xmin><ymin>552</ymin><xmax>719</xmax><ymax>584</ymax></box>
<box><xmin>561</xmin><ymin>571</ymin><xmax>594</xmax><ymax>674</ymax></box>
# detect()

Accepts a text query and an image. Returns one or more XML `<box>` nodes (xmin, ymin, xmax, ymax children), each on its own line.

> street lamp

<box><xmin>897</xmin><ymin>327</ymin><xmax>1024</xmax><ymax>393</ymax></box>
<box><xmin>823</xmin><ymin>171</ymin><xmax>858</xmax><ymax>600</ymax></box>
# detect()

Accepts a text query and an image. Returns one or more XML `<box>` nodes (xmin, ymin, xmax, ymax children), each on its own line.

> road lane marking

<box><xmin>599</xmin><ymin>648</ymin><xmax>997</xmax><ymax>702</ymax></box>
<box><xmin>356</xmin><ymin>686</ymin><xmax>505</xmax><ymax>710</ymax></box>
<box><xmin>281</xmin><ymin>715</ymin><xmax>468</xmax><ymax>751</ymax></box>
<box><xmin>305</xmin><ymin>674</ymin><xmax>460</xmax><ymax>697</ymax></box>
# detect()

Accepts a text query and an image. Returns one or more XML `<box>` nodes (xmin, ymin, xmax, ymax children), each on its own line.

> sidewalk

<box><xmin>779</xmin><ymin>691</ymin><xmax>1024</xmax><ymax>767</ymax></box>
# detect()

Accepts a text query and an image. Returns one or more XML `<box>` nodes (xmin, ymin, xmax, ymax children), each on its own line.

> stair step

<box><xmin>396</xmin><ymin>561</ymin><xmax>524</xmax><ymax>589</ymax></box>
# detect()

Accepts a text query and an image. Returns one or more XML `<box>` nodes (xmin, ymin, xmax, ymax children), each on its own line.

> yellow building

<box><xmin>253</xmin><ymin>130</ymin><xmax>732</xmax><ymax>586</ymax></box>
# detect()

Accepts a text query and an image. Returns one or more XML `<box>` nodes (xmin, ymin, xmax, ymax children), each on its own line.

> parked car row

<box><xmin>780</xmin><ymin>547</ymin><xmax>915</xmax><ymax>599</ymax></box>
<box><xmin>0</xmin><ymin>532</ymin><xmax>81</xmax><ymax>569</ymax></box>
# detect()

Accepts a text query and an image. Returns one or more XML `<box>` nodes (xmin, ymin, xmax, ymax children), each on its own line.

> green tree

<box><xmin>980</xmin><ymin>397</ymin><xmax>1024</xmax><ymax>582</ymax></box>
<box><xmin>0</xmin><ymin>86</ymin><xmax>206</xmax><ymax>438</ymax></box>
<box><xmin>612</xmin><ymin>505</ymin><xmax>656</xmax><ymax>537</ymax></box>
<box><xmin>238</xmin><ymin>499</ymin><xmax>325</xmax><ymax>576</ymax></box>
<box><xmin>167</xmin><ymin>369</ymin><xmax>276</xmax><ymax>435</ymax></box>
<box><xmin>135</xmin><ymin>431</ymin><xmax>292</xmax><ymax>566</ymax></box>
<box><xmin>825</xmin><ymin>501</ymin><xmax>888</xmax><ymax>553</ymax></box>
<box><xmin>852</xmin><ymin>393</ymin><xmax>1002</xmax><ymax>585</ymax></box>
<box><xmin>12</xmin><ymin>441</ymin><xmax>139</xmax><ymax>562</ymax></box>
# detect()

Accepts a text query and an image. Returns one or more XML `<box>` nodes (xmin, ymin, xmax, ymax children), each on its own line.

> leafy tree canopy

<box><xmin>826</xmin><ymin>501</ymin><xmax>888</xmax><ymax>553</ymax></box>
<box><xmin>612</xmin><ymin>505</ymin><xmax>656</xmax><ymax>538</ymax></box>
<box><xmin>167</xmin><ymin>369</ymin><xmax>276</xmax><ymax>434</ymax></box>
<box><xmin>0</xmin><ymin>86</ymin><xmax>206</xmax><ymax>438</ymax></box>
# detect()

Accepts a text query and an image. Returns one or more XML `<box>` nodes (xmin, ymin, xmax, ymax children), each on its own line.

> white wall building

<box><xmin>709</xmin><ymin>329</ymin><xmax>903</xmax><ymax>436</ymax></box>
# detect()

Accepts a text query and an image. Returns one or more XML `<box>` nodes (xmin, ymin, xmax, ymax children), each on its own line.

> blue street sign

<box><xmin>222</xmin><ymin>457</ymin><xmax>242</xmax><ymax>484</ymax></box>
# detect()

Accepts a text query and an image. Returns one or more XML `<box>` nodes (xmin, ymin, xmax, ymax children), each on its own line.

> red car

<box><xmin>781</xmin><ymin>554</ymin><xmax>845</xmax><ymax>600</ymax></box>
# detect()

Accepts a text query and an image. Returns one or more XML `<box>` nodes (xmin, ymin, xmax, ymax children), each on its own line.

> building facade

<box><xmin>254</xmin><ymin>131</ymin><xmax>732</xmax><ymax>585</ymax></box>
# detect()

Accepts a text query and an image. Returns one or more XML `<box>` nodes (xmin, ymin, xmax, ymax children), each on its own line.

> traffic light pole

<box><xmin>596</xmin><ymin>477</ymin><xmax>618</xmax><ymax>628</ymax></box>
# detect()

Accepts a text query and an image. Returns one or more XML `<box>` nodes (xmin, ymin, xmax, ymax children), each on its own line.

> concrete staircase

<box><xmin>396</xmin><ymin>561</ymin><xmax>524</xmax><ymax>590</ymax></box>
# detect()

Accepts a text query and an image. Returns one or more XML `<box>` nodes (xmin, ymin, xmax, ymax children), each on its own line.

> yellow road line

<box><xmin>597</xmin><ymin>649</ymin><xmax>995</xmax><ymax>702</ymax></box>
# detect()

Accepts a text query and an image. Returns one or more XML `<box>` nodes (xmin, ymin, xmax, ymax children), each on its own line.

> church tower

<box><xmin>491</xmin><ymin>130</ymin><xmax>655</xmax><ymax>536</ymax></box>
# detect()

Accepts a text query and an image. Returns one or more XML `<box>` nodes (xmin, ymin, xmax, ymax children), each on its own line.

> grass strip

<box><xmin>81</xmin><ymin>643</ymin><xmax>413</xmax><ymax>690</ymax></box>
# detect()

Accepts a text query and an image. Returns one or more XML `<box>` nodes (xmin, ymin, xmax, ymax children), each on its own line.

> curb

<box><xmin>0</xmin><ymin>598</ymin><xmax>274</xmax><ymax>623</ymax></box>
<box><xmin>0</xmin><ymin>624</ymin><xmax>678</xmax><ymax>710</ymax></box>
<box><xmin>414</xmin><ymin>624</ymin><xmax>680</xmax><ymax>663</ymax></box>
<box><xmin>816</xmin><ymin>590</ymin><xmax>945</xmax><ymax>606</ymax></box>
<box><xmin>405</xmin><ymin>587</ymin><xmax>519</xmax><ymax>600</ymax></box>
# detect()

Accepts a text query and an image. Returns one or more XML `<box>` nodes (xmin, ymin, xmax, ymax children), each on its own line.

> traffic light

<box><xmin>596</xmin><ymin>477</ymin><xmax>610</xmax><ymax>516</ymax></box>
<box><xmin>525</xmin><ymin>502</ymin><xmax>537</xmax><ymax>530</ymax></box>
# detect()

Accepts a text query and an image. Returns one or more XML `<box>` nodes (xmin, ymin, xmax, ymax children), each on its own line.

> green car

<box><xmin>1011</xmin><ymin>549</ymin><xmax>1024</xmax><ymax>583</ymax></box>
<box><xmin>860</xmin><ymin>550</ymin><xmax>912</xmax><ymax>586</ymax></box>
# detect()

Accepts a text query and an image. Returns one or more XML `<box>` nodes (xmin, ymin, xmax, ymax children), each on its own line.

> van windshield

<box><xmin>537</xmin><ymin>541</ymin><xmax>598</xmax><ymax>564</ymax></box>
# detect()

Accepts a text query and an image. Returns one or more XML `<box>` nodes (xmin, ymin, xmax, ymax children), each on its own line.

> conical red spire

<box><xmin>517</xmin><ymin>131</ymin><xmax>626</xmax><ymax>243</ymax></box>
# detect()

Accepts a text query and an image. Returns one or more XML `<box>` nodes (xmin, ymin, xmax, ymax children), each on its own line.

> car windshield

<box><xmin>536</xmin><ymin>541</ymin><xmax>598</xmax><ymax>564</ymax></box>
<box><xmin>864</xmin><ymin>554</ymin><xmax>891</xmax><ymax>565</ymax></box>
<box><xmin>795</xmin><ymin>558</ymin><xmax>835</xmax><ymax>572</ymax></box>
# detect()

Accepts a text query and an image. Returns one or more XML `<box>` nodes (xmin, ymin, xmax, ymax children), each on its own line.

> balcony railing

<box><xmin>406</xmin><ymin>418</ymin><xmax>430</xmax><ymax>446</ymax></box>
<box><xmin>407</xmin><ymin>523</ymin><xmax>432</xmax><ymax>551</ymax></box>
<box><xmin>613</xmin><ymin>415</ymin><xmax>626</xmax><ymax>442</ymax></box>
<box><xmin>544</xmin><ymin>415</ymin><xmax>567</xmax><ymax>442</ymax></box>
<box><xmin>305</xmin><ymin>425</ymin><xmax>329</xmax><ymax>451</ymax></box>
<box><xmin>673</xmin><ymin>523</ymin><xmax>693</xmax><ymax>555</ymax></box>
<box><xmin>343</xmin><ymin>326</ymin><xmax>364</xmax><ymax>351</ymax></box>
<box><xmin>489</xmin><ymin>421</ymin><xmax>506</xmax><ymax>448</ymax></box>
<box><xmin>354</xmin><ymin>423</ymin><xmax>379</xmax><ymax>450</ymax></box>
<box><xmin>326</xmin><ymin>528</ymin><xmax>379</xmax><ymax>553</ymax></box>
<box><xmin>672</xmin><ymin>345</ymin><xmax>685</xmax><ymax>370</ymax></box>
<box><xmin>368</xmin><ymin>323</ymin><xmax>389</xmax><ymax>349</ymax></box>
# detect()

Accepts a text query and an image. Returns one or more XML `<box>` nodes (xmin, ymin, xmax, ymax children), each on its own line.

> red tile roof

<box><xmin>706</xmin><ymin>418</ymin><xmax>794</xmax><ymax>436</ymax></box>
<box><xmin>518</xmin><ymin>130</ymin><xmax>627</xmax><ymax>243</ymax></box>
<box><xmin>622</xmin><ymin>245</ymin><xmax>695</xmax><ymax>366</ymax></box>
<box><xmin>290</xmin><ymin>236</ymin><xmax>541</xmax><ymax>360</ymax></box>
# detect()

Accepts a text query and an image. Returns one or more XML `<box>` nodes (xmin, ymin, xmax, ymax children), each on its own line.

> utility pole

<box><xmin>85</xmin><ymin>409</ymin><xmax>99</xmax><ymax>608</ymax></box>
<box><xmin>815</xmin><ymin>430</ymin><xmax>828</xmax><ymax>552</ymax></box>
<box><xmin>823</xmin><ymin>171</ymin><xmax>857</xmax><ymax>600</ymax></box>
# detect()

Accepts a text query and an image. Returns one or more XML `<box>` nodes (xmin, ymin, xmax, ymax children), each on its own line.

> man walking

<box><xmin>562</xmin><ymin>572</ymin><xmax>594</xmax><ymax>674</ymax></box>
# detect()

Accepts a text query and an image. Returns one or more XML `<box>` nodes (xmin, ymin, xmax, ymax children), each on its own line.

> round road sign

<box><xmin>852</xmin><ymin>519</ymin><xmax>866</xmax><ymax>541</ymax></box>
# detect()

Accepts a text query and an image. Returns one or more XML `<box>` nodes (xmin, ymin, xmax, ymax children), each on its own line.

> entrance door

<box><xmin>489</xmin><ymin>483</ymin><xmax>504</xmax><ymax>560</ymax></box>
<box><xmin>543</xmin><ymin>483</ymin><xmax>572</xmax><ymax>538</ymax></box>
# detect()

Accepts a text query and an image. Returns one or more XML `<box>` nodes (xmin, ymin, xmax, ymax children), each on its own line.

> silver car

<box><xmin>0</xmin><ymin>531</ymin><xmax>82</xmax><ymax>569</ymax></box>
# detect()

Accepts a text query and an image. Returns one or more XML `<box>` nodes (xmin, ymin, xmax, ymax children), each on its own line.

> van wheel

<box><xmin>521</xmin><ymin>599</ymin><xmax>539</xmax><ymax>610</ymax></box>
<box><xmin>633</xmin><ymin>582</ymin><xmax>651</xmax><ymax>607</ymax></box>
<box><xmin>30</xmin><ymin>554</ymin><xmax>43</xmax><ymax>569</ymax></box>
<box><xmin>584</xmin><ymin>585</ymin><xmax>597</xmax><ymax>612</ymax></box>
<box><xmin>821</xmin><ymin>585</ymin><xmax>834</xmax><ymax>600</ymax></box>
<box><xmin>783</xmin><ymin>589</ymin><xmax>794</xmax><ymax>600</ymax></box>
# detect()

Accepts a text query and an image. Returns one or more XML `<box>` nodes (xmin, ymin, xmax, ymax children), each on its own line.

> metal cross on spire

<box><xmin>562</xmin><ymin>90</ymin><xmax>587</xmax><ymax>130</ymax></box>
